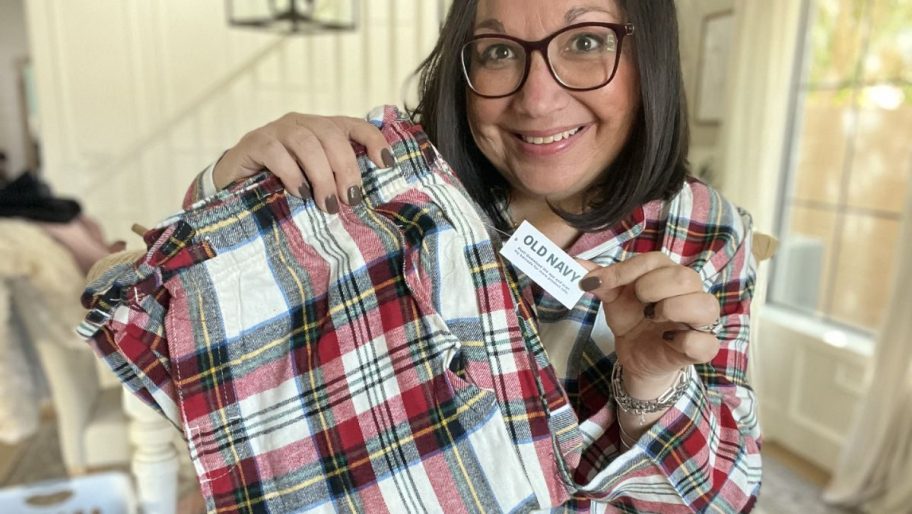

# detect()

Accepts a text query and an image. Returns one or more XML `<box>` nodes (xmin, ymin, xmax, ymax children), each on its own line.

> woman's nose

<box><xmin>512</xmin><ymin>51</ymin><xmax>569</xmax><ymax>116</ymax></box>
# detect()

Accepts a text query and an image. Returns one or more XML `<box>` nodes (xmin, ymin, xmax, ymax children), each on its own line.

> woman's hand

<box><xmin>579</xmin><ymin>252</ymin><xmax>721</xmax><ymax>397</ymax></box>
<box><xmin>213</xmin><ymin>113</ymin><xmax>394</xmax><ymax>212</ymax></box>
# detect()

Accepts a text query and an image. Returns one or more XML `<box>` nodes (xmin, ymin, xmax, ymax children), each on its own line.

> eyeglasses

<box><xmin>460</xmin><ymin>22</ymin><xmax>635</xmax><ymax>99</ymax></box>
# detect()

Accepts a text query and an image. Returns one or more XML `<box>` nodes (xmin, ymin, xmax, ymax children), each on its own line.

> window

<box><xmin>771</xmin><ymin>0</ymin><xmax>912</xmax><ymax>332</ymax></box>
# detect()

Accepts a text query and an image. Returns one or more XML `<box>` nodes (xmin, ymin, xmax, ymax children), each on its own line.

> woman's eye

<box><xmin>569</xmin><ymin>34</ymin><xmax>606</xmax><ymax>52</ymax></box>
<box><xmin>482</xmin><ymin>44</ymin><xmax>516</xmax><ymax>62</ymax></box>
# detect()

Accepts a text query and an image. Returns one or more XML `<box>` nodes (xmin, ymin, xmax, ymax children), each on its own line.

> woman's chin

<box><xmin>521</xmin><ymin>173</ymin><xmax>581</xmax><ymax>202</ymax></box>
<box><xmin>514</xmin><ymin>180</ymin><xmax>587</xmax><ymax>207</ymax></box>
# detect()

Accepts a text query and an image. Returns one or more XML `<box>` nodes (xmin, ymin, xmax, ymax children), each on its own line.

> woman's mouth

<box><xmin>517</xmin><ymin>126</ymin><xmax>583</xmax><ymax>145</ymax></box>
<box><xmin>511</xmin><ymin>125</ymin><xmax>588</xmax><ymax>156</ymax></box>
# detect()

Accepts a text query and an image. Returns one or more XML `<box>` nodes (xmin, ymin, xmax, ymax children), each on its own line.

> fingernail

<box><xmin>644</xmin><ymin>303</ymin><xmax>656</xmax><ymax>320</ymax></box>
<box><xmin>381</xmin><ymin>148</ymin><xmax>395</xmax><ymax>168</ymax></box>
<box><xmin>347</xmin><ymin>185</ymin><xmax>363</xmax><ymax>206</ymax></box>
<box><xmin>298</xmin><ymin>183</ymin><xmax>311</xmax><ymax>199</ymax></box>
<box><xmin>325</xmin><ymin>195</ymin><xmax>339</xmax><ymax>214</ymax></box>
<box><xmin>662</xmin><ymin>331</ymin><xmax>676</xmax><ymax>341</ymax></box>
<box><xmin>579</xmin><ymin>276</ymin><xmax>601</xmax><ymax>292</ymax></box>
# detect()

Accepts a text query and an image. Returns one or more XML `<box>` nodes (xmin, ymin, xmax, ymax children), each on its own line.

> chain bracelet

<box><xmin>611</xmin><ymin>363</ymin><xmax>690</xmax><ymax>425</ymax></box>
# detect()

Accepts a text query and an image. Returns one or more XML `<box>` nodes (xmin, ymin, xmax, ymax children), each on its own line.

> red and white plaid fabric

<box><xmin>526</xmin><ymin>178</ymin><xmax>762</xmax><ymax>513</ymax></box>
<box><xmin>81</xmin><ymin>107</ymin><xmax>580</xmax><ymax>513</ymax></box>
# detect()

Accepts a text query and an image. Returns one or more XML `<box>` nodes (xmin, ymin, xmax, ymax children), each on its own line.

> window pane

<box><xmin>806</xmin><ymin>0</ymin><xmax>866</xmax><ymax>86</ymax></box>
<box><xmin>771</xmin><ymin>206</ymin><xmax>838</xmax><ymax>315</ymax></box>
<box><xmin>863</xmin><ymin>0</ymin><xmax>912</xmax><ymax>83</ymax></box>
<box><xmin>829</xmin><ymin>213</ymin><xmax>901</xmax><ymax>329</ymax></box>
<box><xmin>772</xmin><ymin>0</ymin><xmax>911</xmax><ymax>334</ymax></box>
<box><xmin>791</xmin><ymin>90</ymin><xmax>852</xmax><ymax>206</ymax></box>
<box><xmin>846</xmin><ymin>88</ymin><xmax>912</xmax><ymax>213</ymax></box>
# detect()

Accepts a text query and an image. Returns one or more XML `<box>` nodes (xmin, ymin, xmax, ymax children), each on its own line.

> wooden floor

<box><xmin>0</xmin><ymin>439</ymin><xmax>26</xmax><ymax>485</ymax></box>
<box><xmin>0</xmin><ymin>413</ymin><xmax>205</xmax><ymax>513</ymax></box>
<box><xmin>0</xmin><ymin>408</ymin><xmax>54</xmax><ymax>486</ymax></box>
<box><xmin>762</xmin><ymin>439</ymin><xmax>831</xmax><ymax>487</ymax></box>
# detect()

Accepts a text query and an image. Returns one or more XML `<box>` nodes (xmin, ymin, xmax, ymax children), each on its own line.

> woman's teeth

<box><xmin>520</xmin><ymin>127</ymin><xmax>581</xmax><ymax>145</ymax></box>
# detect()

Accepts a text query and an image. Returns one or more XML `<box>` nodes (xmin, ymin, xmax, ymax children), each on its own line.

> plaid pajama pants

<box><xmin>80</xmin><ymin>108</ymin><xmax>583</xmax><ymax>513</ymax></box>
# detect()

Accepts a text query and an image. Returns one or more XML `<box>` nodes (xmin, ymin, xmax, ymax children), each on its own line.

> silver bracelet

<box><xmin>611</xmin><ymin>363</ymin><xmax>690</xmax><ymax>425</ymax></box>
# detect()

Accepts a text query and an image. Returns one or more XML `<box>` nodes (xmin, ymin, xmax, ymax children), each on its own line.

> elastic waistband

<box><xmin>136</xmin><ymin>106</ymin><xmax>487</xmax><ymax>265</ymax></box>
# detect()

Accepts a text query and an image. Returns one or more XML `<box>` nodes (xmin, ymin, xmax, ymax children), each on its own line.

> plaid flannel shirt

<box><xmin>83</xmin><ymin>106</ymin><xmax>760</xmax><ymax>513</ymax></box>
<box><xmin>535</xmin><ymin>179</ymin><xmax>762</xmax><ymax>513</ymax></box>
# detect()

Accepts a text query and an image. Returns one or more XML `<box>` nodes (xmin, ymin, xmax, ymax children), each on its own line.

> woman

<box><xmin>191</xmin><ymin>0</ymin><xmax>761</xmax><ymax>510</ymax></box>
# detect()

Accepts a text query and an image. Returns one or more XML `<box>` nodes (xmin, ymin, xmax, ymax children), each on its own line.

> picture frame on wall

<box><xmin>695</xmin><ymin>11</ymin><xmax>734</xmax><ymax>125</ymax></box>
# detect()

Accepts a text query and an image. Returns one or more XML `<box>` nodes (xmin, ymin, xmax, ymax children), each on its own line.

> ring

<box><xmin>689</xmin><ymin>319</ymin><xmax>722</xmax><ymax>336</ymax></box>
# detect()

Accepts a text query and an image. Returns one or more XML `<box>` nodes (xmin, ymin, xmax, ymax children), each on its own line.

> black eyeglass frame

<box><xmin>460</xmin><ymin>22</ymin><xmax>635</xmax><ymax>99</ymax></box>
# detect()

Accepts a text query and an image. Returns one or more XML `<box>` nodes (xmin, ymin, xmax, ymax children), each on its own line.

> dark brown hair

<box><xmin>410</xmin><ymin>0</ymin><xmax>690</xmax><ymax>231</ymax></box>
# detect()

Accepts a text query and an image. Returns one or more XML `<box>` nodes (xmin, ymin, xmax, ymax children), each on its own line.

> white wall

<box><xmin>676</xmin><ymin>0</ymin><xmax>735</xmax><ymax>183</ymax></box>
<box><xmin>0</xmin><ymin>0</ymin><xmax>30</xmax><ymax>178</ymax></box>
<box><xmin>25</xmin><ymin>0</ymin><xmax>440</xmax><ymax>241</ymax></box>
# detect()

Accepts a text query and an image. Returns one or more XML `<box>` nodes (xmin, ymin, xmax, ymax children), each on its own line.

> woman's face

<box><xmin>466</xmin><ymin>0</ymin><xmax>640</xmax><ymax>209</ymax></box>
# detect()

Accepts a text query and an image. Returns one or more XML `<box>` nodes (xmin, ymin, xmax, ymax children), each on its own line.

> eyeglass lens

<box><xmin>463</xmin><ymin>24</ymin><xmax>620</xmax><ymax>97</ymax></box>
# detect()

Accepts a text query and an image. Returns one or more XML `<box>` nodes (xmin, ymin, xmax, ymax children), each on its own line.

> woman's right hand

<box><xmin>213</xmin><ymin>113</ymin><xmax>394</xmax><ymax>213</ymax></box>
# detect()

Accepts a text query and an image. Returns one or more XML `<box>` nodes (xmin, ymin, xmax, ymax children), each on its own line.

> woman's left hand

<box><xmin>578</xmin><ymin>252</ymin><xmax>721</xmax><ymax>390</ymax></box>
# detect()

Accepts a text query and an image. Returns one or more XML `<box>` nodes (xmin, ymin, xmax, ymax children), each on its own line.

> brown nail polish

<box><xmin>644</xmin><ymin>303</ymin><xmax>656</xmax><ymax>320</ymax></box>
<box><xmin>381</xmin><ymin>148</ymin><xmax>395</xmax><ymax>168</ymax></box>
<box><xmin>579</xmin><ymin>276</ymin><xmax>601</xmax><ymax>292</ymax></box>
<box><xmin>662</xmin><ymin>331</ymin><xmax>676</xmax><ymax>341</ymax></box>
<box><xmin>325</xmin><ymin>195</ymin><xmax>339</xmax><ymax>214</ymax></box>
<box><xmin>298</xmin><ymin>183</ymin><xmax>311</xmax><ymax>199</ymax></box>
<box><xmin>347</xmin><ymin>185</ymin><xmax>363</xmax><ymax>206</ymax></box>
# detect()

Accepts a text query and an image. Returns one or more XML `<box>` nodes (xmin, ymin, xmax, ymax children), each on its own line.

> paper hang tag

<box><xmin>499</xmin><ymin>221</ymin><xmax>588</xmax><ymax>309</ymax></box>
